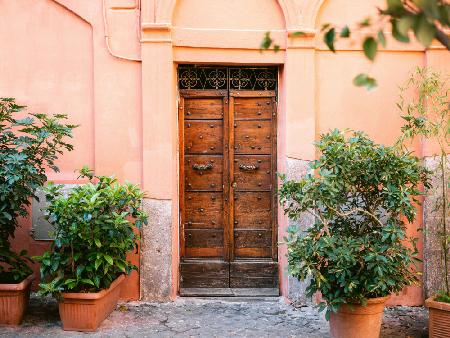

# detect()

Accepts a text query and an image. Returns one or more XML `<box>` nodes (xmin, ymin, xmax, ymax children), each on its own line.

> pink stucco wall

<box><xmin>1</xmin><ymin>0</ymin><xmax>449</xmax><ymax>303</ymax></box>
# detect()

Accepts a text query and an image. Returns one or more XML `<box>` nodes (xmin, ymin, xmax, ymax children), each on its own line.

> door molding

<box><xmin>178</xmin><ymin>66</ymin><xmax>279</xmax><ymax>295</ymax></box>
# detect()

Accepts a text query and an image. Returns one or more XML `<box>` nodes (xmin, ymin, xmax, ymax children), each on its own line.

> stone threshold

<box><xmin>180</xmin><ymin>287</ymin><xmax>280</xmax><ymax>297</ymax></box>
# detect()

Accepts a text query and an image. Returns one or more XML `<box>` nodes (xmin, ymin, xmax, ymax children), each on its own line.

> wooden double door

<box><xmin>179</xmin><ymin>86</ymin><xmax>278</xmax><ymax>295</ymax></box>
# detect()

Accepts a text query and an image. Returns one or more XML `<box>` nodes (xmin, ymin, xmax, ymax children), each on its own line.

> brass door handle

<box><xmin>192</xmin><ymin>163</ymin><xmax>213</xmax><ymax>171</ymax></box>
<box><xmin>239</xmin><ymin>164</ymin><xmax>259</xmax><ymax>171</ymax></box>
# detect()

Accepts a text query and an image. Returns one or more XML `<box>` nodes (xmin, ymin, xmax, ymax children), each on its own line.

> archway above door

<box><xmin>140</xmin><ymin>0</ymin><xmax>327</xmax><ymax>32</ymax></box>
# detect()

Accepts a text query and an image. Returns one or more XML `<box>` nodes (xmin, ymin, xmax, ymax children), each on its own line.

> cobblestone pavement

<box><xmin>1</xmin><ymin>296</ymin><xmax>428</xmax><ymax>337</ymax></box>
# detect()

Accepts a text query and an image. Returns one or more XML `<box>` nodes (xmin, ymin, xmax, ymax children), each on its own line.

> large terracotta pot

<box><xmin>0</xmin><ymin>274</ymin><xmax>34</xmax><ymax>326</ymax></box>
<box><xmin>58</xmin><ymin>274</ymin><xmax>125</xmax><ymax>332</ymax></box>
<box><xmin>425</xmin><ymin>297</ymin><xmax>450</xmax><ymax>338</ymax></box>
<box><xmin>329</xmin><ymin>296</ymin><xmax>390</xmax><ymax>338</ymax></box>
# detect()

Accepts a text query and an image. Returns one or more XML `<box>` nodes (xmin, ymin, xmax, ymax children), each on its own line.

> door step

<box><xmin>180</xmin><ymin>288</ymin><xmax>279</xmax><ymax>297</ymax></box>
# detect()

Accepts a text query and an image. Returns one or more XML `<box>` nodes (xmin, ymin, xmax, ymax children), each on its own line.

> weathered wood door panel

<box><xmin>234</xmin><ymin>192</ymin><xmax>271</xmax><ymax>229</ymax></box>
<box><xmin>184</xmin><ymin>155</ymin><xmax>224</xmax><ymax>191</ymax></box>
<box><xmin>234</xmin><ymin>120</ymin><xmax>272</xmax><ymax>154</ymax></box>
<box><xmin>184</xmin><ymin>120</ymin><xmax>223</xmax><ymax>154</ymax></box>
<box><xmin>185</xmin><ymin>192</ymin><xmax>223</xmax><ymax>229</ymax></box>
<box><xmin>179</xmin><ymin>71</ymin><xmax>278</xmax><ymax>294</ymax></box>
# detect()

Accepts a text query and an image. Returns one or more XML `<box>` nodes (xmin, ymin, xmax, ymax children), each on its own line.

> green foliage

<box><xmin>261</xmin><ymin>0</ymin><xmax>449</xmax><ymax>89</ymax></box>
<box><xmin>353</xmin><ymin>73</ymin><xmax>378</xmax><ymax>91</ymax></box>
<box><xmin>396</xmin><ymin>67</ymin><xmax>450</xmax><ymax>301</ymax></box>
<box><xmin>396</xmin><ymin>68</ymin><xmax>449</xmax><ymax>150</ymax></box>
<box><xmin>321</xmin><ymin>0</ymin><xmax>449</xmax><ymax>87</ymax></box>
<box><xmin>260</xmin><ymin>32</ymin><xmax>274</xmax><ymax>50</ymax></box>
<box><xmin>34</xmin><ymin>168</ymin><xmax>148</xmax><ymax>296</ymax></box>
<box><xmin>324</xmin><ymin>27</ymin><xmax>336</xmax><ymax>52</ymax></box>
<box><xmin>279</xmin><ymin>130</ymin><xmax>429</xmax><ymax>319</ymax></box>
<box><xmin>321</xmin><ymin>0</ymin><xmax>449</xmax><ymax>54</ymax></box>
<box><xmin>436</xmin><ymin>290</ymin><xmax>450</xmax><ymax>303</ymax></box>
<box><xmin>0</xmin><ymin>98</ymin><xmax>76</xmax><ymax>283</ymax></box>
<box><xmin>363</xmin><ymin>37</ymin><xmax>378</xmax><ymax>61</ymax></box>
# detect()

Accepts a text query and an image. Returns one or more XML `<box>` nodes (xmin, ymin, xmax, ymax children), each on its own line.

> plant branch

<box><xmin>435</xmin><ymin>29</ymin><xmax>450</xmax><ymax>51</ymax></box>
<box><xmin>306</xmin><ymin>208</ymin><xmax>331</xmax><ymax>236</ymax></box>
<box><xmin>328</xmin><ymin>205</ymin><xmax>385</xmax><ymax>228</ymax></box>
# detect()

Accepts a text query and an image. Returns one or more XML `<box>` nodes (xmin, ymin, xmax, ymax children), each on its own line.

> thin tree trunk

<box><xmin>440</xmin><ymin>153</ymin><xmax>449</xmax><ymax>295</ymax></box>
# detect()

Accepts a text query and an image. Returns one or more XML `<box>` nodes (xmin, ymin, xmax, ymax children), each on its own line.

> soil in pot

<box><xmin>329</xmin><ymin>296</ymin><xmax>390</xmax><ymax>338</ymax></box>
<box><xmin>0</xmin><ymin>274</ymin><xmax>34</xmax><ymax>326</ymax></box>
<box><xmin>58</xmin><ymin>274</ymin><xmax>125</xmax><ymax>332</ymax></box>
<box><xmin>425</xmin><ymin>297</ymin><xmax>450</xmax><ymax>338</ymax></box>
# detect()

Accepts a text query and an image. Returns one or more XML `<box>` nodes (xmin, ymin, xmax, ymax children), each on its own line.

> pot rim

<box><xmin>346</xmin><ymin>295</ymin><xmax>391</xmax><ymax>305</ymax></box>
<box><xmin>60</xmin><ymin>274</ymin><xmax>125</xmax><ymax>300</ymax></box>
<box><xmin>425</xmin><ymin>296</ymin><xmax>450</xmax><ymax>312</ymax></box>
<box><xmin>0</xmin><ymin>273</ymin><xmax>34</xmax><ymax>291</ymax></box>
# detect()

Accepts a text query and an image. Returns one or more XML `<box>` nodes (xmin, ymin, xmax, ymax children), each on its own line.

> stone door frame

<box><xmin>139</xmin><ymin>0</ymin><xmax>325</xmax><ymax>301</ymax></box>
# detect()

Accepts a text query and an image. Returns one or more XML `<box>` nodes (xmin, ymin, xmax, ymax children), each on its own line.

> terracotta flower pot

<box><xmin>0</xmin><ymin>274</ymin><xmax>34</xmax><ymax>326</ymax></box>
<box><xmin>58</xmin><ymin>274</ymin><xmax>125</xmax><ymax>332</ymax></box>
<box><xmin>329</xmin><ymin>296</ymin><xmax>390</xmax><ymax>338</ymax></box>
<box><xmin>425</xmin><ymin>297</ymin><xmax>450</xmax><ymax>338</ymax></box>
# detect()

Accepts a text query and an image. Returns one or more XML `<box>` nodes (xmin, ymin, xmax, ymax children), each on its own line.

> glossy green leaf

<box><xmin>340</xmin><ymin>26</ymin><xmax>350</xmax><ymax>38</ymax></box>
<box><xmin>387</xmin><ymin>0</ymin><xmax>403</xmax><ymax>11</ymax></box>
<box><xmin>95</xmin><ymin>259</ymin><xmax>101</xmax><ymax>270</ymax></box>
<box><xmin>324</xmin><ymin>28</ymin><xmax>336</xmax><ymax>52</ymax></box>
<box><xmin>261</xmin><ymin>32</ymin><xmax>272</xmax><ymax>50</ymax></box>
<box><xmin>353</xmin><ymin>73</ymin><xmax>378</xmax><ymax>90</ymax></box>
<box><xmin>377</xmin><ymin>30</ymin><xmax>386</xmax><ymax>48</ymax></box>
<box><xmin>397</xmin><ymin>16</ymin><xmax>415</xmax><ymax>36</ymax></box>
<box><xmin>81</xmin><ymin>279</ymin><xmax>95</xmax><ymax>286</ymax></box>
<box><xmin>392</xmin><ymin>19</ymin><xmax>410</xmax><ymax>43</ymax></box>
<box><xmin>363</xmin><ymin>37</ymin><xmax>378</xmax><ymax>61</ymax></box>
<box><xmin>414</xmin><ymin>15</ymin><xmax>436</xmax><ymax>47</ymax></box>
<box><xmin>104</xmin><ymin>255</ymin><xmax>113</xmax><ymax>265</ymax></box>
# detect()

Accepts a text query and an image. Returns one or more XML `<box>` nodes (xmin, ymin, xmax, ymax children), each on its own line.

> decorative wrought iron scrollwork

<box><xmin>179</xmin><ymin>68</ymin><xmax>200</xmax><ymax>90</ymax></box>
<box><xmin>239</xmin><ymin>164</ymin><xmax>259</xmax><ymax>171</ymax></box>
<box><xmin>229</xmin><ymin>68</ymin><xmax>251</xmax><ymax>90</ymax></box>
<box><xmin>206</xmin><ymin>68</ymin><xmax>227</xmax><ymax>89</ymax></box>
<box><xmin>229</xmin><ymin>67</ymin><xmax>277</xmax><ymax>90</ymax></box>
<box><xmin>192</xmin><ymin>163</ymin><xmax>213</xmax><ymax>171</ymax></box>
<box><xmin>178</xmin><ymin>66</ymin><xmax>277</xmax><ymax>91</ymax></box>
<box><xmin>255</xmin><ymin>71</ymin><xmax>276</xmax><ymax>90</ymax></box>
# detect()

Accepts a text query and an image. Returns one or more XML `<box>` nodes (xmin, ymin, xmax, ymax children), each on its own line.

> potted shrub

<box><xmin>0</xmin><ymin>98</ymin><xmax>75</xmax><ymax>325</ymax></box>
<box><xmin>34</xmin><ymin>167</ymin><xmax>148</xmax><ymax>332</ymax></box>
<box><xmin>396</xmin><ymin>68</ymin><xmax>449</xmax><ymax>338</ymax></box>
<box><xmin>279</xmin><ymin>129</ymin><xmax>429</xmax><ymax>338</ymax></box>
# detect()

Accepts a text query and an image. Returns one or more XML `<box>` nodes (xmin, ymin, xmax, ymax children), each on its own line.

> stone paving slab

<box><xmin>0</xmin><ymin>296</ymin><xmax>428</xmax><ymax>337</ymax></box>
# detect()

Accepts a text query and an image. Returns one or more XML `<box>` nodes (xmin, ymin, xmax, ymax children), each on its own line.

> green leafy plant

<box><xmin>279</xmin><ymin>129</ymin><xmax>429</xmax><ymax>319</ymax></box>
<box><xmin>34</xmin><ymin>167</ymin><xmax>148</xmax><ymax>296</ymax></box>
<box><xmin>0</xmin><ymin>98</ymin><xmax>76</xmax><ymax>283</ymax></box>
<box><xmin>396</xmin><ymin>67</ymin><xmax>449</xmax><ymax>302</ymax></box>
<box><xmin>262</xmin><ymin>0</ymin><xmax>449</xmax><ymax>89</ymax></box>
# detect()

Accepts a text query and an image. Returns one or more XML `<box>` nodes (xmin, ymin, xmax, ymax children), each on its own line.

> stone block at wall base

<box><xmin>140</xmin><ymin>198</ymin><xmax>173</xmax><ymax>301</ymax></box>
<box><xmin>285</xmin><ymin>157</ymin><xmax>314</xmax><ymax>305</ymax></box>
<box><xmin>423</xmin><ymin>155</ymin><xmax>450</xmax><ymax>299</ymax></box>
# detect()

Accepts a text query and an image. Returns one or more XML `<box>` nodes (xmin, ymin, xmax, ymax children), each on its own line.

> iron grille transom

<box><xmin>178</xmin><ymin>65</ymin><xmax>278</xmax><ymax>91</ymax></box>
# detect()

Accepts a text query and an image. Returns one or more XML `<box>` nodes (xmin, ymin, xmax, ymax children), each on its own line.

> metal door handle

<box><xmin>192</xmin><ymin>163</ymin><xmax>213</xmax><ymax>171</ymax></box>
<box><xmin>239</xmin><ymin>164</ymin><xmax>259</xmax><ymax>171</ymax></box>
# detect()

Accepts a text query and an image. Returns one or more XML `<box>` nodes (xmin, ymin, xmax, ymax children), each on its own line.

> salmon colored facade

<box><xmin>1</xmin><ymin>0</ymin><xmax>449</xmax><ymax>304</ymax></box>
